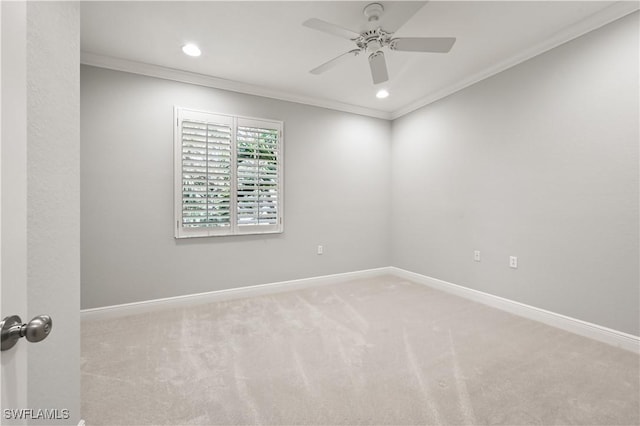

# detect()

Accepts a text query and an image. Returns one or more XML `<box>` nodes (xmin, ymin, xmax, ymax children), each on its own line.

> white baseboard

<box><xmin>80</xmin><ymin>267</ymin><xmax>393</xmax><ymax>322</ymax></box>
<box><xmin>81</xmin><ymin>265</ymin><xmax>639</xmax><ymax>354</ymax></box>
<box><xmin>390</xmin><ymin>267</ymin><xmax>640</xmax><ymax>354</ymax></box>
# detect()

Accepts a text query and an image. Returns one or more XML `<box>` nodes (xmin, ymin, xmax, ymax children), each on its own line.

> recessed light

<box><xmin>376</xmin><ymin>89</ymin><xmax>389</xmax><ymax>99</ymax></box>
<box><xmin>182</xmin><ymin>43</ymin><xmax>201</xmax><ymax>57</ymax></box>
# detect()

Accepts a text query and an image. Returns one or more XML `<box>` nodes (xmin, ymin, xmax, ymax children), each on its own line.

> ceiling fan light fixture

<box><xmin>182</xmin><ymin>43</ymin><xmax>201</xmax><ymax>57</ymax></box>
<box><xmin>376</xmin><ymin>89</ymin><xmax>389</xmax><ymax>99</ymax></box>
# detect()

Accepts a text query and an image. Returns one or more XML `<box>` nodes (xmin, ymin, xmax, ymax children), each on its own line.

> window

<box><xmin>175</xmin><ymin>107</ymin><xmax>283</xmax><ymax>238</ymax></box>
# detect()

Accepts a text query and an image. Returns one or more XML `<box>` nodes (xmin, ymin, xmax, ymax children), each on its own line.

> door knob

<box><xmin>0</xmin><ymin>315</ymin><xmax>52</xmax><ymax>351</ymax></box>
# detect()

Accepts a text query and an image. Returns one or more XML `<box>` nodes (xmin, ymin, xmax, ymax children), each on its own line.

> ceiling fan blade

<box><xmin>368</xmin><ymin>51</ymin><xmax>389</xmax><ymax>85</ymax></box>
<box><xmin>310</xmin><ymin>49</ymin><xmax>361</xmax><ymax>75</ymax></box>
<box><xmin>391</xmin><ymin>37</ymin><xmax>456</xmax><ymax>53</ymax></box>
<box><xmin>303</xmin><ymin>18</ymin><xmax>360</xmax><ymax>40</ymax></box>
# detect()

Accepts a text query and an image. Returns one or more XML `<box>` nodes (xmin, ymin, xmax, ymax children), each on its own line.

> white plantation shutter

<box><xmin>237</xmin><ymin>119</ymin><xmax>280</xmax><ymax>228</ymax></box>
<box><xmin>175</xmin><ymin>108</ymin><xmax>283</xmax><ymax>238</ymax></box>
<box><xmin>181</xmin><ymin>119</ymin><xmax>232</xmax><ymax>229</ymax></box>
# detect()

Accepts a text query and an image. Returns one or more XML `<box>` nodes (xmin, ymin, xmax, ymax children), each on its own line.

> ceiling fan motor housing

<box><xmin>355</xmin><ymin>28</ymin><xmax>393</xmax><ymax>53</ymax></box>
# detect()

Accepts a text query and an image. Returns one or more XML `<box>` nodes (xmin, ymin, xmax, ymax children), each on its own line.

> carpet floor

<box><xmin>81</xmin><ymin>275</ymin><xmax>639</xmax><ymax>425</ymax></box>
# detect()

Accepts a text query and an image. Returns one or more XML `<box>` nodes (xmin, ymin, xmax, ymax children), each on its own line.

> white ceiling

<box><xmin>80</xmin><ymin>1</ymin><xmax>638</xmax><ymax>119</ymax></box>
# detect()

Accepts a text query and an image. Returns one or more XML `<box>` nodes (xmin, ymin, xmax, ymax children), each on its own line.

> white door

<box><xmin>0</xmin><ymin>1</ymin><xmax>29</xmax><ymax>419</ymax></box>
<box><xmin>1</xmin><ymin>2</ymin><xmax>80</xmax><ymax>425</ymax></box>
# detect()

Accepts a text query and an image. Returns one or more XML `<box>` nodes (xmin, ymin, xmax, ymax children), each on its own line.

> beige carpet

<box><xmin>81</xmin><ymin>275</ymin><xmax>639</xmax><ymax>425</ymax></box>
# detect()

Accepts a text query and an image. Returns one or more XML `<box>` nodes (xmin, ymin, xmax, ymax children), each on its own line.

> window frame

<box><xmin>174</xmin><ymin>106</ymin><xmax>284</xmax><ymax>238</ymax></box>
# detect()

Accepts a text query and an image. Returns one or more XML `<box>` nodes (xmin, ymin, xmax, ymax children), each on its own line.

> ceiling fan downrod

<box><xmin>363</xmin><ymin>3</ymin><xmax>384</xmax><ymax>22</ymax></box>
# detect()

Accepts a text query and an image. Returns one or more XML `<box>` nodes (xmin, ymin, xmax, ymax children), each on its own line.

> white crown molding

<box><xmin>391</xmin><ymin>1</ymin><xmax>640</xmax><ymax>120</ymax></box>
<box><xmin>390</xmin><ymin>267</ymin><xmax>640</xmax><ymax>354</ymax></box>
<box><xmin>80</xmin><ymin>52</ymin><xmax>392</xmax><ymax>121</ymax></box>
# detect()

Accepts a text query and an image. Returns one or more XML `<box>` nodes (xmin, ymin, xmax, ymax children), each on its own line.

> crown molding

<box><xmin>80</xmin><ymin>52</ymin><xmax>392</xmax><ymax>120</ymax></box>
<box><xmin>391</xmin><ymin>1</ymin><xmax>640</xmax><ymax>120</ymax></box>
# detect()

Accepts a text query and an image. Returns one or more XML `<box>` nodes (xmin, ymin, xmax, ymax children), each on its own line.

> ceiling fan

<box><xmin>303</xmin><ymin>2</ymin><xmax>456</xmax><ymax>85</ymax></box>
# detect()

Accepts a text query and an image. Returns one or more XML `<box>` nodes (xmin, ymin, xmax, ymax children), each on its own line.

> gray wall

<box><xmin>81</xmin><ymin>66</ymin><xmax>391</xmax><ymax>308</ymax></box>
<box><xmin>391</xmin><ymin>12</ymin><xmax>639</xmax><ymax>335</ymax></box>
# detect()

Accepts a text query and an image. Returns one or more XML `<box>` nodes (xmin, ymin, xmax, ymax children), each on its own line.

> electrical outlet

<box><xmin>317</xmin><ymin>245</ymin><xmax>324</xmax><ymax>255</ymax></box>
<box><xmin>473</xmin><ymin>250</ymin><xmax>481</xmax><ymax>262</ymax></box>
<box><xmin>509</xmin><ymin>256</ymin><xmax>518</xmax><ymax>269</ymax></box>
